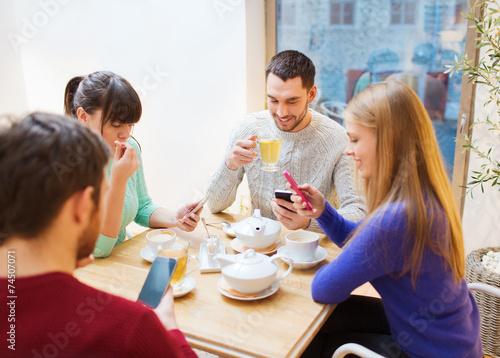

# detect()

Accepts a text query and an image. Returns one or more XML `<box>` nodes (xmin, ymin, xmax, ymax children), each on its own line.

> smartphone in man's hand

<box><xmin>275</xmin><ymin>189</ymin><xmax>293</xmax><ymax>202</ymax></box>
<box><xmin>137</xmin><ymin>257</ymin><xmax>177</xmax><ymax>308</ymax></box>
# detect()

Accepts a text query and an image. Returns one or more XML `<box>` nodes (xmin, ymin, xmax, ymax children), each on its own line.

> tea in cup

<box><xmin>159</xmin><ymin>242</ymin><xmax>199</xmax><ymax>289</ymax></box>
<box><xmin>146</xmin><ymin>229</ymin><xmax>176</xmax><ymax>257</ymax></box>
<box><xmin>285</xmin><ymin>231</ymin><xmax>319</xmax><ymax>262</ymax></box>
<box><xmin>258</xmin><ymin>138</ymin><xmax>282</xmax><ymax>171</ymax></box>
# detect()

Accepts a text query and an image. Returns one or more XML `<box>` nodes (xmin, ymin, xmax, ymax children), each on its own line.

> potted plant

<box><xmin>447</xmin><ymin>0</ymin><xmax>500</xmax><ymax>197</ymax></box>
<box><xmin>446</xmin><ymin>1</ymin><xmax>500</xmax><ymax>355</ymax></box>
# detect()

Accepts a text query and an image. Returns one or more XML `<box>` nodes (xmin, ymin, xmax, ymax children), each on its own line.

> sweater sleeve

<box><xmin>131</xmin><ymin>140</ymin><xmax>161</xmax><ymax>227</ymax></box>
<box><xmin>312</xmin><ymin>203</ymin><xmax>407</xmax><ymax>304</ymax></box>
<box><xmin>124</xmin><ymin>310</ymin><xmax>198</xmax><ymax>358</ymax></box>
<box><xmin>305</xmin><ymin>218</ymin><xmax>325</xmax><ymax>233</ymax></box>
<box><xmin>93</xmin><ymin>233</ymin><xmax>118</xmax><ymax>258</ymax></box>
<box><xmin>206</xmin><ymin>118</ymin><xmax>250</xmax><ymax>213</ymax></box>
<box><xmin>317</xmin><ymin>200</ymin><xmax>359</xmax><ymax>247</ymax></box>
<box><xmin>206</xmin><ymin>161</ymin><xmax>245</xmax><ymax>213</ymax></box>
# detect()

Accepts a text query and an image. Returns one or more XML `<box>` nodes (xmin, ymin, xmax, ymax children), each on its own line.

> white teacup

<box><xmin>146</xmin><ymin>229</ymin><xmax>176</xmax><ymax>257</ymax></box>
<box><xmin>285</xmin><ymin>230</ymin><xmax>319</xmax><ymax>262</ymax></box>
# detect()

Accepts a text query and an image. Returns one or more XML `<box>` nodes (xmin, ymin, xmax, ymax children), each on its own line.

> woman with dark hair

<box><xmin>295</xmin><ymin>81</ymin><xmax>482</xmax><ymax>357</ymax></box>
<box><xmin>64</xmin><ymin>71</ymin><xmax>202</xmax><ymax>258</ymax></box>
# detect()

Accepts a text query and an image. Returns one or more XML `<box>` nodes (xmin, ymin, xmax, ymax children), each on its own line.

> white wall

<box><xmin>462</xmin><ymin>78</ymin><xmax>500</xmax><ymax>254</ymax></box>
<box><xmin>0</xmin><ymin>1</ymin><xmax>28</xmax><ymax>114</ymax></box>
<box><xmin>2</xmin><ymin>0</ymin><xmax>266</xmax><ymax>221</ymax></box>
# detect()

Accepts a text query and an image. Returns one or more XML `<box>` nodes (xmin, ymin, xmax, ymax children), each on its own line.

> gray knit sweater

<box><xmin>206</xmin><ymin>109</ymin><xmax>366</xmax><ymax>232</ymax></box>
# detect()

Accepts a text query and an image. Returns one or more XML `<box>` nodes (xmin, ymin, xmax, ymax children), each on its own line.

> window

<box><xmin>391</xmin><ymin>0</ymin><xmax>416</xmax><ymax>25</ymax></box>
<box><xmin>330</xmin><ymin>1</ymin><xmax>355</xmax><ymax>26</ymax></box>
<box><xmin>278</xmin><ymin>0</ymin><xmax>296</xmax><ymax>26</ymax></box>
<box><xmin>275</xmin><ymin>0</ymin><xmax>470</xmax><ymax>179</ymax></box>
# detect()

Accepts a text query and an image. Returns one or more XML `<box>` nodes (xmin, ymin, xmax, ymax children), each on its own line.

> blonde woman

<box><xmin>295</xmin><ymin>81</ymin><xmax>481</xmax><ymax>357</ymax></box>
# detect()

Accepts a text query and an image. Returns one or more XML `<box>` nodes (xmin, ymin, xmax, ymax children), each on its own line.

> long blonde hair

<box><xmin>344</xmin><ymin>81</ymin><xmax>464</xmax><ymax>285</ymax></box>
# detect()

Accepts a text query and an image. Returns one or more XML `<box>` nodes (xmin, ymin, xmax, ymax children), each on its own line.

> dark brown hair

<box><xmin>64</xmin><ymin>71</ymin><xmax>142</xmax><ymax>133</ymax></box>
<box><xmin>0</xmin><ymin>112</ymin><xmax>110</xmax><ymax>242</ymax></box>
<box><xmin>265</xmin><ymin>50</ymin><xmax>316</xmax><ymax>90</ymax></box>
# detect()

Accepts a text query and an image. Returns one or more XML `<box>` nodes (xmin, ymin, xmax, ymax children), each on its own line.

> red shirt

<box><xmin>0</xmin><ymin>272</ymin><xmax>197</xmax><ymax>357</ymax></box>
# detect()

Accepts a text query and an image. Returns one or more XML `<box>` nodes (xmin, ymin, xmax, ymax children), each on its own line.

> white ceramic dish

<box><xmin>140</xmin><ymin>246</ymin><xmax>155</xmax><ymax>263</ymax></box>
<box><xmin>199</xmin><ymin>242</ymin><xmax>226</xmax><ymax>273</ymax></box>
<box><xmin>230</xmin><ymin>237</ymin><xmax>282</xmax><ymax>255</ymax></box>
<box><xmin>222</xmin><ymin>224</ymin><xmax>236</xmax><ymax>237</ymax></box>
<box><xmin>173</xmin><ymin>276</ymin><xmax>196</xmax><ymax>298</ymax></box>
<box><xmin>277</xmin><ymin>246</ymin><xmax>328</xmax><ymax>269</ymax></box>
<box><xmin>216</xmin><ymin>278</ymin><xmax>279</xmax><ymax>301</ymax></box>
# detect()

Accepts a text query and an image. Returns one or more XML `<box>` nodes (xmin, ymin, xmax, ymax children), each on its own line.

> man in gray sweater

<box><xmin>206</xmin><ymin>50</ymin><xmax>366</xmax><ymax>232</ymax></box>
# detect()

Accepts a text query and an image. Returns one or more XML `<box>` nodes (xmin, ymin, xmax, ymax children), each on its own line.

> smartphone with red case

<box><xmin>283</xmin><ymin>170</ymin><xmax>313</xmax><ymax>211</ymax></box>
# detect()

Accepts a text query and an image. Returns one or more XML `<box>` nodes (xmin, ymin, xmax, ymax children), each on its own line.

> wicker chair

<box><xmin>332</xmin><ymin>282</ymin><xmax>500</xmax><ymax>358</ymax></box>
<box><xmin>466</xmin><ymin>247</ymin><xmax>500</xmax><ymax>357</ymax></box>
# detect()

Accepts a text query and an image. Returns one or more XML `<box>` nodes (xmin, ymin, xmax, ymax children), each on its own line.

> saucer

<box><xmin>222</xmin><ymin>223</ymin><xmax>237</xmax><ymax>237</ymax></box>
<box><xmin>140</xmin><ymin>246</ymin><xmax>155</xmax><ymax>263</ymax></box>
<box><xmin>216</xmin><ymin>278</ymin><xmax>279</xmax><ymax>301</ymax></box>
<box><xmin>230</xmin><ymin>237</ymin><xmax>282</xmax><ymax>255</ymax></box>
<box><xmin>277</xmin><ymin>246</ymin><xmax>327</xmax><ymax>269</ymax></box>
<box><xmin>173</xmin><ymin>276</ymin><xmax>196</xmax><ymax>298</ymax></box>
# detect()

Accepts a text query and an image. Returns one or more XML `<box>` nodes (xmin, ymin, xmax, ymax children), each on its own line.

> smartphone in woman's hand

<box><xmin>283</xmin><ymin>170</ymin><xmax>313</xmax><ymax>211</ymax></box>
<box><xmin>180</xmin><ymin>193</ymin><xmax>210</xmax><ymax>223</ymax></box>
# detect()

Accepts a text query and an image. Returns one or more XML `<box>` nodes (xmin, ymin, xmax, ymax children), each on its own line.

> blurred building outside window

<box><xmin>330</xmin><ymin>1</ymin><xmax>355</xmax><ymax>25</ymax></box>
<box><xmin>276</xmin><ymin>0</ymin><xmax>469</xmax><ymax>178</ymax></box>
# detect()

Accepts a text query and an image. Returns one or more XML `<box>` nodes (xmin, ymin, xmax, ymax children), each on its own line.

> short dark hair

<box><xmin>64</xmin><ymin>71</ymin><xmax>142</xmax><ymax>133</ymax></box>
<box><xmin>0</xmin><ymin>112</ymin><xmax>110</xmax><ymax>243</ymax></box>
<box><xmin>265</xmin><ymin>50</ymin><xmax>316</xmax><ymax>90</ymax></box>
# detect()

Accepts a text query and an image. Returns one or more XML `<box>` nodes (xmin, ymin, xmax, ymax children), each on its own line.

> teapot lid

<box><xmin>243</xmin><ymin>209</ymin><xmax>267</xmax><ymax>230</ymax></box>
<box><xmin>222</xmin><ymin>249</ymin><xmax>278</xmax><ymax>280</ymax></box>
<box><xmin>237</xmin><ymin>249</ymin><xmax>264</xmax><ymax>265</ymax></box>
<box><xmin>234</xmin><ymin>209</ymin><xmax>281</xmax><ymax>237</ymax></box>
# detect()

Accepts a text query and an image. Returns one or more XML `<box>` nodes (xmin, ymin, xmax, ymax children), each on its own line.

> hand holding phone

<box><xmin>275</xmin><ymin>189</ymin><xmax>293</xmax><ymax>202</ymax></box>
<box><xmin>274</xmin><ymin>189</ymin><xmax>293</xmax><ymax>210</ymax></box>
<box><xmin>137</xmin><ymin>257</ymin><xmax>178</xmax><ymax>308</ymax></box>
<box><xmin>181</xmin><ymin>193</ymin><xmax>210</xmax><ymax>223</ymax></box>
<box><xmin>283</xmin><ymin>170</ymin><xmax>313</xmax><ymax>211</ymax></box>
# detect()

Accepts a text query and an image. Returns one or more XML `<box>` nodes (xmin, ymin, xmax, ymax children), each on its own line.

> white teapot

<box><xmin>214</xmin><ymin>249</ymin><xmax>293</xmax><ymax>294</ymax></box>
<box><xmin>233</xmin><ymin>209</ymin><xmax>281</xmax><ymax>249</ymax></box>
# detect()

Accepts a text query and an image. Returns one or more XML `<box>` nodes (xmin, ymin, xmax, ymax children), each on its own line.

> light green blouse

<box><xmin>93</xmin><ymin>138</ymin><xmax>160</xmax><ymax>258</ymax></box>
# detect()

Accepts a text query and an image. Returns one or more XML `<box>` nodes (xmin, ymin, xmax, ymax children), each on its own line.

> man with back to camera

<box><xmin>0</xmin><ymin>113</ymin><xmax>197</xmax><ymax>357</ymax></box>
<box><xmin>206</xmin><ymin>50</ymin><xmax>366</xmax><ymax>232</ymax></box>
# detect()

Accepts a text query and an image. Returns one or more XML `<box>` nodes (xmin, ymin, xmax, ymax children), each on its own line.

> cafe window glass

<box><xmin>276</xmin><ymin>0</ymin><xmax>468</xmax><ymax>178</ymax></box>
<box><xmin>391</xmin><ymin>0</ymin><xmax>417</xmax><ymax>25</ymax></box>
<box><xmin>330</xmin><ymin>1</ymin><xmax>355</xmax><ymax>26</ymax></box>
<box><xmin>277</xmin><ymin>0</ymin><xmax>296</xmax><ymax>27</ymax></box>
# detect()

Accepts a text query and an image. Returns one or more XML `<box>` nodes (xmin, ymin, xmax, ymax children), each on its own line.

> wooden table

<box><xmin>75</xmin><ymin>212</ymin><xmax>357</xmax><ymax>357</ymax></box>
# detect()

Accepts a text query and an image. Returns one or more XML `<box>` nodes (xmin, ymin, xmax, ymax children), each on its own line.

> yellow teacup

<box><xmin>258</xmin><ymin>138</ymin><xmax>282</xmax><ymax>172</ymax></box>
<box><xmin>159</xmin><ymin>242</ymin><xmax>199</xmax><ymax>289</ymax></box>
